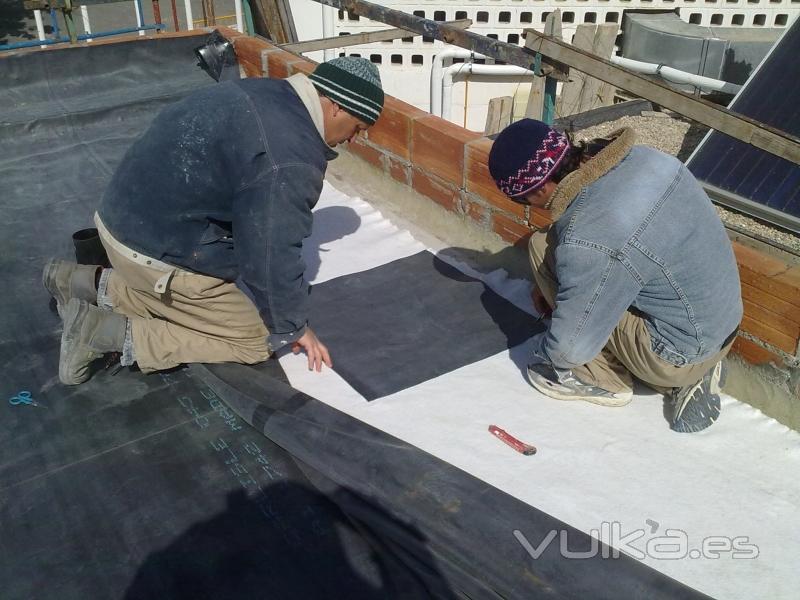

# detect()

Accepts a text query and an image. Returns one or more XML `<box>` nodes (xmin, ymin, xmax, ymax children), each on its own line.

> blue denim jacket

<box><xmin>532</xmin><ymin>129</ymin><xmax>742</xmax><ymax>369</ymax></box>
<box><xmin>99</xmin><ymin>78</ymin><xmax>336</xmax><ymax>349</ymax></box>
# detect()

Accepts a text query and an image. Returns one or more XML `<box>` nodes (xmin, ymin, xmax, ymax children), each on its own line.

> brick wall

<box><xmin>223</xmin><ymin>28</ymin><xmax>800</xmax><ymax>371</ymax></box>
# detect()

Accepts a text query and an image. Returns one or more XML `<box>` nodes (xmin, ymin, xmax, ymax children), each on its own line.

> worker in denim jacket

<box><xmin>43</xmin><ymin>57</ymin><xmax>383</xmax><ymax>385</ymax></box>
<box><xmin>489</xmin><ymin>119</ymin><xmax>742</xmax><ymax>433</ymax></box>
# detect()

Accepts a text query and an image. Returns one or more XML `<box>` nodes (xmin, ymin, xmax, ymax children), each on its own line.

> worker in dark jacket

<box><xmin>488</xmin><ymin>119</ymin><xmax>742</xmax><ymax>433</ymax></box>
<box><xmin>44</xmin><ymin>57</ymin><xmax>384</xmax><ymax>385</ymax></box>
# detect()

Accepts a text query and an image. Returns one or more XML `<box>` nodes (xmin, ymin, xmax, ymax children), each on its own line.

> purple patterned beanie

<box><xmin>488</xmin><ymin>119</ymin><xmax>570</xmax><ymax>198</ymax></box>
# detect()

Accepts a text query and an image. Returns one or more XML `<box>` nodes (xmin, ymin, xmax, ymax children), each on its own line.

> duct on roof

<box><xmin>621</xmin><ymin>12</ymin><xmax>781</xmax><ymax>87</ymax></box>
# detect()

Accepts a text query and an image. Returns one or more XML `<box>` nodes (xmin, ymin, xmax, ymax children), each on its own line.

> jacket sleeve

<box><xmin>232</xmin><ymin>163</ymin><xmax>324</xmax><ymax>350</ymax></box>
<box><xmin>532</xmin><ymin>242</ymin><xmax>643</xmax><ymax>370</ymax></box>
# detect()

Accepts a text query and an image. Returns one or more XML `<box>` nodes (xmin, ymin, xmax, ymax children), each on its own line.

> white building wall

<box><xmin>289</xmin><ymin>0</ymin><xmax>799</xmax><ymax>131</ymax></box>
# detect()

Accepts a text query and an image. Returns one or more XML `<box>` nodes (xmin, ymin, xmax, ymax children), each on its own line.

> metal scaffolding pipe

<box><xmin>0</xmin><ymin>24</ymin><xmax>166</xmax><ymax>51</ymax></box>
<box><xmin>33</xmin><ymin>9</ymin><xmax>46</xmax><ymax>47</ymax></box>
<box><xmin>234</xmin><ymin>0</ymin><xmax>243</xmax><ymax>33</ymax></box>
<box><xmin>134</xmin><ymin>0</ymin><xmax>145</xmax><ymax>36</ymax></box>
<box><xmin>321</xmin><ymin>4</ymin><xmax>336</xmax><ymax>62</ymax></box>
<box><xmin>183</xmin><ymin>0</ymin><xmax>193</xmax><ymax>30</ymax></box>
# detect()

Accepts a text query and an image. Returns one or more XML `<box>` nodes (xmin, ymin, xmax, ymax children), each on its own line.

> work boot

<box><xmin>59</xmin><ymin>298</ymin><xmax>127</xmax><ymax>385</ymax></box>
<box><xmin>526</xmin><ymin>362</ymin><xmax>633</xmax><ymax>407</ymax></box>
<box><xmin>669</xmin><ymin>361</ymin><xmax>725</xmax><ymax>433</ymax></box>
<box><xmin>43</xmin><ymin>259</ymin><xmax>100</xmax><ymax>317</ymax></box>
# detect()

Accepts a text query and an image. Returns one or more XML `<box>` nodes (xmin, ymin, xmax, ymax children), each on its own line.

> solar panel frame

<box><xmin>687</xmin><ymin>17</ymin><xmax>800</xmax><ymax>234</ymax></box>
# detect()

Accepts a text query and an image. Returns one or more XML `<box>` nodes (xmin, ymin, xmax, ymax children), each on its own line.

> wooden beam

<box><xmin>250</xmin><ymin>0</ymin><xmax>296</xmax><ymax>44</ymax></box>
<box><xmin>557</xmin><ymin>24</ymin><xmax>595</xmax><ymax>117</ymax></box>
<box><xmin>275</xmin><ymin>0</ymin><xmax>298</xmax><ymax>42</ymax></box>
<box><xmin>523</xmin><ymin>28</ymin><xmax>800</xmax><ymax>165</ymax></box>
<box><xmin>584</xmin><ymin>24</ymin><xmax>618</xmax><ymax>109</ymax></box>
<box><xmin>201</xmin><ymin>0</ymin><xmax>216</xmax><ymax>26</ymax></box>
<box><xmin>484</xmin><ymin>96</ymin><xmax>513</xmax><ymax>136</ymax></box>
<box><xmin>525</xmin><ymin>10</ymin><xmax>561</xmax><ymax>120</ymax></box>
<box><xmin>281</xmin><ymin>18</ymin><xmax>472</xmax><ymax>54</ymax></box>
<box><xmin>557</xmin><ymin>24</ymin><xmax>616</xmax><ymax>117</ymax></box>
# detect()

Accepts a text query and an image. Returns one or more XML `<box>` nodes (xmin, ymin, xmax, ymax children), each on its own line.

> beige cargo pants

<box><xmin>529</xmin><ymin>227</ymin><xmax>732</xmax><ymax>395</ymax></box>
<box><xmin>96</xmin><ymin>215</ymin><xmax>270</xmax><ymax>373</ymax></box>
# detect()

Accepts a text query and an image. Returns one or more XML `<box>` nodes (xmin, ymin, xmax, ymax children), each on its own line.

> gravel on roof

<box><xmin>572</xmin><ymin>112</ymin><xmax>800</xmax><ymax>255</ymax></box>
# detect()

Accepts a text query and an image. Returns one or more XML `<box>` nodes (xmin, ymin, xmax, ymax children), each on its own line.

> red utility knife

<box><xmin>489</xmin><ymin>425</ymin><xmax>537</xmax><ymax>455</ymax></box>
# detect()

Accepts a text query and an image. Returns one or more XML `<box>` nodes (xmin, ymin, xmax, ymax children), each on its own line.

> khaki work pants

<box><xmin>101</xmin><ymin>240</ymin><xmax>270</xmax><ymax>373</ymax></box>
<box><xmin>529</xmin><ymin>228</ymin><xmax>732</xmax><ymax>395</ymax></box>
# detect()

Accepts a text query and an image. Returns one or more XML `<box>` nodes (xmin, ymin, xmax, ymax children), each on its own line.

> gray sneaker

<box><xmin>669</xmin><ymin>361</ymin><xmax>725</xmax><ymax>433</ymax></box>
<box><xmin>43</xmin><ymin>259</ymin><xmax>100</xmax><ymax>317</ymax></box>
<box><xmin>59</xmin><ymin>298</ymin><xmax>127</xmax><ymax>385</ymax></box>
<box><xmin>526</xmin><ymin>362</ymin><xmax>633</xmax><ymax>407</ymax></box>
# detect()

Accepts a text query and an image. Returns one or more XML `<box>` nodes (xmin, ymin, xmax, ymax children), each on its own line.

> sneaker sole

<box><xmin>670</xmin><ymin>393</ymin><xmax>721</xmax><ymax>433</ymax></box>
<box><xmin>672</xmin><ymin>361</ymin><xmax>725</xmax><ymax>426</ymax></box>
<box><xmin>526</xmin><ymin>369</ymin><xmax>633</xmax><ymax>407</ymax></box>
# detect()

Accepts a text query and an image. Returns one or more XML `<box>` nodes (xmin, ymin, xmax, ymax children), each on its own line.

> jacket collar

<box><xmin>546</xmin><ymin>127</ymin><xmax>637</xmax><ymax>220</ymax></box>
<box><xmin>286</xmin><ymin>73</ymin><xmax>338</xmax><ymax>161</ymax></box>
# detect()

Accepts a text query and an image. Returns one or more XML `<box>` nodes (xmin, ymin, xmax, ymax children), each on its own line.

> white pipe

<box><xmin>33</xmin><ymin>9</ymin><xmax>46</xmax><ymax>48</ymax></box>
<box><xmin>430</xmin><ymin>48</ymin><xmax>486</xmax><ymax>116</ymax></box>
<box><xmin>184</xmin><ymin>0</ymin><xmax>194</xmax><ymax>31</ymax></box>
<box><xmin>80</xmin><ymin>5</ymin><xmax>92</xmax><ymax>42</ymax></box>
<box><xmin>234</xmin><ymin>0</ymin><xmax>244</xmax><ymax>33</ymax></box>
<box><xmin>322</xmin><ymin>5</ymin><xmax>335</xmax><ymax>62</ymax></box>
<box><xmin>611</xmin><ymin>55</ymin><xmax>742</xmax><ymax>95</ymax></box>
<box><xmin>441</xmin><ymin>63</ymin><xmax>535</xmax><ymax>122</ymax></box>
<box><xmin>133</xmin><ymin>1</ymin><xmax>144</xmax><ymax>36</ymax></box>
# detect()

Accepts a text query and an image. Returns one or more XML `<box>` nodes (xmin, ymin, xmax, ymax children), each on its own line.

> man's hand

<box><xmin>291</xmin><ymin>327</ymin><xmax>332</xmax><ymax>372</ymax></box>
<box><xmin>531</xmin><ymin>285</ymin><xmax>553</xmax><ymax>319</ymax></box>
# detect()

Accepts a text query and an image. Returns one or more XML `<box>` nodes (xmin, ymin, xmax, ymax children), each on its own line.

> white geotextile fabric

<box><xmin>278</xmin><ymin>181</ymin><xmax>800</xmax><ymax>600</ymax></box>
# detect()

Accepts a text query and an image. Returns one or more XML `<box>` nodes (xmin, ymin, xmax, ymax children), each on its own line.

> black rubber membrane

<box><xmin>310</xmin><ymin>251</ymin><xmax>545</xmax><ymax>400</ymax></box>
<box><xmin>0</xmin><ymin>35</ymin><xmax>711</xmax><ymax>599</ymax></box>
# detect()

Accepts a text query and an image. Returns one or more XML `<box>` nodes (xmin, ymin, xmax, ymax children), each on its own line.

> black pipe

<box><xmin>72</xmin><ymin>228</ymin><xmax>110</xmax><ymax>267</ymax></box>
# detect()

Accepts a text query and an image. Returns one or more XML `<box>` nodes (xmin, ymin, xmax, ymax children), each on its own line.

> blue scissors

<box><xmin>9</xmin><ymin>391</ymin><xmax>43</xmax><ymax>407</ymax></box>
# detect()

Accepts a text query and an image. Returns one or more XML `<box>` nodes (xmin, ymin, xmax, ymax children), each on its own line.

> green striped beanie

<box><xmin>309</xmin><ymin>57</ymin><xmax>384</xmax><ymax>125</ymax></box>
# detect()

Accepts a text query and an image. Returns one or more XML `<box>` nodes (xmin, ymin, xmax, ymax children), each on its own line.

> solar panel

<box><xmin>687</xmin><ymin>17</ymin><xmax>800</xmax><ymax>234</ymax></box>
